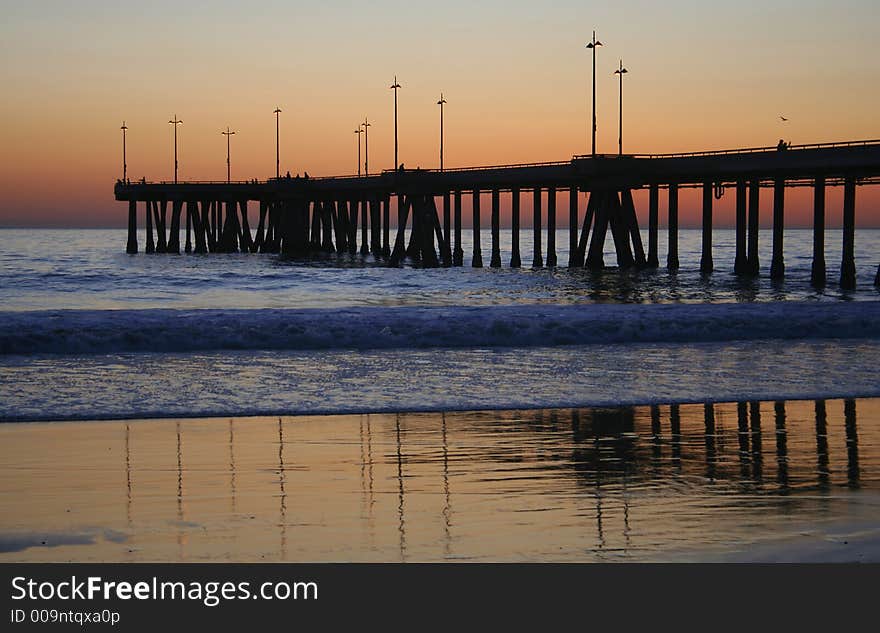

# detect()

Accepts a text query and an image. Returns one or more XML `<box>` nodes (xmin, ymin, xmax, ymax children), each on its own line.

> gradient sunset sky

<box><xmin>1</xmin><ymin>0</ymin><xmax>878</xmax><ymax>227</ymax></box>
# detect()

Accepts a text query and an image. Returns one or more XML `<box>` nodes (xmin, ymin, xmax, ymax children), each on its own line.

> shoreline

<box><xmin>1</xmin><ymin>399</ymin><xmax>877</xmax><ymax>563</ymax></box>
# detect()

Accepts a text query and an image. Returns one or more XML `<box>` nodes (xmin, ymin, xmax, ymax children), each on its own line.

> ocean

<box><xmin>1</xmin><ymin>227</ymin><xmax>879</xmax><ymax>561</ymax></box>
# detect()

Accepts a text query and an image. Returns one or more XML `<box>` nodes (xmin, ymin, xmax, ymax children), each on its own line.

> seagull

<box><xmin>779</xmin><ymin>115</ymin><xmax>789</xmax><ymax>121</ymax></box>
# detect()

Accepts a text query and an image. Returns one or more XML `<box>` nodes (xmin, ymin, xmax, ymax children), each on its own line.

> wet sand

<box><xmin>0</xmin><ymin>398</ymin><xmax>878</xmax><ymax>562</ymax></box>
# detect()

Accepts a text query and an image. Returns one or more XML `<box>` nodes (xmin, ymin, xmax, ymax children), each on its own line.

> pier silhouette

<box><xmin>116</xmin><ymin>139</ymin><xmax>880</xmax><ymax>288</ymax></box>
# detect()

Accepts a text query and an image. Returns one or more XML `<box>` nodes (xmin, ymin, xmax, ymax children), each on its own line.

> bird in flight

<box><xmin>779</xmin><ymin>115</ymin><xmax>789</xmax><ymax>121</ymax></box>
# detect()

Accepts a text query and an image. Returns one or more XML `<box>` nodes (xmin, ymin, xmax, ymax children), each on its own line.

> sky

<box><xmin>1</xmin><ymin>0</ymin><xmax>878</xmax><ymax>227</ymax></box>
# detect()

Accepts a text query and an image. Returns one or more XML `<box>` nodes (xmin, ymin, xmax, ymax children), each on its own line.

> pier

<box><xmin>116</xmin><ymin>139</ymin><xmax>880</xmax><ymax>288</ymax></box>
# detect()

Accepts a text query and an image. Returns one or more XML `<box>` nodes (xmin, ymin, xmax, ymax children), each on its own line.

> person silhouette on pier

<box><xmin>777</xmin><ymin>139</ymin><xmax>788</xmax><ymax>151</ymax></box>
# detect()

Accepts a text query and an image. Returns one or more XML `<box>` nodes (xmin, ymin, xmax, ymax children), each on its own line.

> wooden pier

<box><xmin>116</xmin><ymin>140</ymin><xmax>880</xmax><ymax>288</ymax></box>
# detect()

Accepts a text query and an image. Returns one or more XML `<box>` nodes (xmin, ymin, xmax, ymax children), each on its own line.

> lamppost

<box><xmin>614</xmin><ymin>60</ymin><xmax>628</xmax><ymax>156</ymax></box>
<box><xmin>274</xmin><ymin>107</ymin><xmax>282</xmax><ymax>179</ymax></box>
<box><xmin>169</xmin><ymin>115</ymin><xmax>183</xmax><ymax>183</ymax></box>
<box><xmin>363</xmin><ymin>118</ymin><xmax>371</xmax><ymax>175</ymax></box>
<box><xmin>437</xmin><ymin>93</ymin><xmax>447</xmax><ymax>172</ymax></box>
<box><xmin>222</xmin><ymin>127</ymin><xmax>236</xmax><ymax>183</ymax></box>
<box><xmin>585</xmin><ymin>31</ymin><xmax>602</xmax><ymax>157</ymax></box>
<box><xmin>354</xmin><ymin>127</ymin><xmax>363</xmax><ymax>176</ymax></box>
<box><xmin>390</xmin><ymin>76</ymin><xmax>401</xmax><ymax>170</ymax></box>
<box><xmin>120</xmin><ymin>121</ymin><xmax>128</xmax><ymax>182</ymax></box>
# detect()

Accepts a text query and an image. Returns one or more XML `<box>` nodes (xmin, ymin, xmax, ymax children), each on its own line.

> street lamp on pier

<box><xmin>362</xmin><ymin>118</ymin><xmax>371</xmax><ymax>175</ymax></box>
<box><xmin>614</xmin><ymin>60</ymin><xmax>628</xmax><ymax>156</ymax></box>
<box><xmin>274</xmin><ymin>107</ymin><xmax>282</xmax><ymax>179</ymax></box>
<box><xmin>169</xmin><ymin>115</ymin><xmax>183</xmax><ymax>183</ymax></box>
<box><xmin>222</xmin><ymin>127</ymin><xmax>236</xmax><ymax>183</ymax></box>
<box><xmin>585</xmin><ymin>31</ymin><xmax>602</xmax><ymax>157</ymax></box>
<box><xmin>120</xmin><ymin>121</ymin><xmax>128</xmax><ymax>182</ymax></box>
<box><xmin>437</xmin><ymin>93</ymin><xmax>447</xmax><ymax>171</ymax></box>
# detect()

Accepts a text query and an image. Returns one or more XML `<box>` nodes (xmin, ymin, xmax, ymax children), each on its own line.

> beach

<box><xmin>1</xmin><ymin>399</ymin><xmax>878</xmax><ymax>562</ymax></box>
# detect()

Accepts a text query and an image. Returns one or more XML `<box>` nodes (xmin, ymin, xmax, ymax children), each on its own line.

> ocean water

<box><xmin>1</xmin><ymin>227</ymin><xmax>879</xmax><ymax>421</ymax></box>
<box><xmin>1</xmin><ymin>227</ymin><xmax>880</xmax><ymax>562</ymax></box>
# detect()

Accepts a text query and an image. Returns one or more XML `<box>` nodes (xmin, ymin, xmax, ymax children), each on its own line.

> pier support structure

<box><xmin>811</xmin><ymin>177</ymin><xmax>826</xmax><ymax>287</ymax></box>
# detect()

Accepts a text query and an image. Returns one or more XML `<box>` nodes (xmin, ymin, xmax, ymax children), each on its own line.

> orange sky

<box><xmin>1</xmin><ymin>1</ymin><xmax>878</xmax><ymax>228</ymax></box>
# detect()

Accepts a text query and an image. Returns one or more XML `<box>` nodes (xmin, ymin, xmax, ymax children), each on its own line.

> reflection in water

<box><xmin>176</xmin><ymin>421</ymin><xmax>184</xmax><ymax>559</ymax></box>
<box><xmin>395</xmin><ymin>414</ymin><xmax>406</xmax><ymax>561</ymax></box>
<box><xmin>278</xmin><ymin>417</ymin><xmax>286</xmax><ymax>559</ymax></box>
<box><xmin>441</xmin><ymin>413</ymin><xmax>452</xmax><ymax>557</ymax></box>
<box><xmin>0</xmin><ymin>398</ymin><xmax>877</xmax><ymax>562</ymax></box>
<box><xmin>816</xmin><ymin>400</ymin><xmax>830</xmax><ymax>488</ymax></box>
<box><xmin>229</xmin><ymin>420</ymin><xmax>236</xmax><ymax>514</ymax></box>
<box><xmin>845</xmin><ymin>399</ymin><xmax>859</xmax><ymax>488</ymax></box>
<box><xmin>775</xmin><ymin>401</ymin><xmax>789</xmax><ymax>489</ymax></box>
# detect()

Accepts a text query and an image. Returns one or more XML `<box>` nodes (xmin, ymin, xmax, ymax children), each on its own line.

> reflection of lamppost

<box><xmin>169</xmin><ymin>115</ymin><xmax>183</xmax><ymax>183</ymax></box>
<box><xmin>120</xmin><ymin>121</ymin><xmax>128</xmax><ymax>182</ymax></box>
<box><xmin>274</xmin><ymin>107</ymin><xmax>282</xmax><ymax>179</ymax></box>
<box><xmin>390</xmin><ymin>76</ymin><xmax>401</xmax><ymax>170</ymax></box>
<box><xmin>222</xmin><ymin>127</ymin><xmax>236</xmax><ymax>183</ymax></box>
<box><xmin>614</xmin><ymin>60</ymin><xmax>628</xmax><ymax>156</ymax></box>
<box><xmin>437</xmin><ymin>93</ymin><xmax>447</xmax><ymax>172</ymax></box>
<box><xmin>354</xmin><ymin>127</ymin><xmax>363</xmax><ymax>176</ymax></box>
<box><xmin>585</xmin><ymin>31</ymin><xmax>602</xmax><ymax>157</ymax></box>
<box><xmin>362</xmin><ymin>118</ymin><xmax>371</xmax><ymax>175</ymax></box>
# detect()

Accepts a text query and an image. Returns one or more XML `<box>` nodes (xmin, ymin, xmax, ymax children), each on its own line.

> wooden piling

<box><xmin>620</xmin><ymin>188</ymin><xmax>646</xmax><ymax>267</ymax></box>
<box><xmin>254</xmin><ymin>201</ymin><xmax>267</xmax><ymax>252</ymax></box>
<box><xmin>608</xmin><ymin>192</ymin><xmax>634</xmax><ymax>269</ymax></box>
<box><xmin>734</xmin><ymin>180</ymin><xmax>747</xmax><ymax>274</ymax></box>
<box><xmin>546</xmin><ymin>187</ymin><xmax>557</xmax><ymax>267</ymax></box>
<box><xmin>383</xmin><ymin>195</ymin><xmax>391</xmax><ymax>257</ymax></box>
<box><xmin>472</xmin><ymin>190</ymin><xmax>483</xmax><ymax>267</ymax></box>
<box><xmin>700</xmin><ymin>181</ymin><xmax>713</xmax><ymax>274</ymax></box>
<box><xmin>145</xmin><ymin>201</ymin><xmax>155</xmax><ymax>253</ymax></box>
<box><xmin>840</xmin><ymin>177</ymin><xmax>856</xmax><ymax>290</ymax></box>
<box><xmin>348</xmin><ymin>198</ymin><xmax>359</xmax><ymax>255</ymax></box>
<box><xmin>586</xmin><ymin>191</ymin><xmax>610</xmax><ymax>270</ymax></box>
<box><xmin>770</xmin><ymin>178</ymin><xmax>785</xmax><ymax>280</ymax></box>
<box><xmin>370</xmin><ymin>198</ymin><xmax>381</xmax><ymax>255</ymax></box>
<box><xmin>239</xmin><ymin>200</ymin><xmax>254</xmax><ymax>253</ymax></box>
<box><xmin>442</xmin><ymin>192</ymin><xmax>452</xmax><ymax>265</ymax></box>
<box><xmin>811</xmin><ymin>177</ymin><xmax>826</xmax><ymax>286</ymax></box>
<box><xmin>155</xmin><ymin>201</ymin><xmax>168</xmax><ymax>253</ymax></box>
<box><xmin>532</xmin><ymin>188</ymin><xmax>543</xmax><ymax>268</ymax></box>
<box><xmin>126</xmin><ymin>200</ymin><xmax>138</xmax><ymax>254</ymax></box>
<box><xmin>576</xmin><ymin>192</ymin><xmax>597</xmax><ymax>268</ymax></box>
<box><xmin>510</xmin><ymin>187</ymin><xmax>521</xmax><ymax>268</ymax></box>
<box><xmin>360</xmin><ymin>199</ymin><xmax>369</xmax><ymax>256</ymax></box>
<box><xmin>647</xmin><ymin>184</ymin><xmax>659</xmax><ymax>268</ymax></box>
<box><xmin>191</xmin><ymin>201</ymin><xmax>207</xmax><ymax>254</ymax></box>
<box><xmin>389</xmin><ymin>195</ymin><xmax>410</xmax><ymax>265</ymax></box>
<box><xmin>490</xmin><ymin>189</ymin><xmax>501</xmax><ymax>267</ymax></box>
<box><xmin>167</xmin><ymin>200</ymin><xmax>182</xmax><ymax>254</ymax></box>
<box><xmin>568</xmin><ymin>186</ymin><xmax>578</xmax><ymax>267</ymax></box>
<box><xmin>747</xmin><ymin>180</ymin><xmax>760</xmax><ymax>275</ymax></box>
<box><xmin>453</xmin><ymin>191</ymin><xmax>463</xmax><ymax>266</ymax></box>
<box><xmin>667</xmin><ymin>183</ymin><xmax>679</xmax><ymax>271</ymax></box>
<box><xmin>184</xmin><ymin>202</ymin><xmax>192</xmax><ymax>253</ymax></box>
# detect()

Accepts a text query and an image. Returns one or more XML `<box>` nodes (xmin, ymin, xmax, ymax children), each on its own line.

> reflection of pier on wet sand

<box><xmin>0</xmin><ymin>398</ymin><xmax>877</xmax><ymax>562</ymax></box>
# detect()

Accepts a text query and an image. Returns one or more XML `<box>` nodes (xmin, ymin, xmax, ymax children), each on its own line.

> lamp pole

<box><xmin>354</xmin><ymin>127</ymin><xmax>363</xmax><ymax>175</ymax></box>
<box><xmin>274</xmin><ymin>107</ymin><xmax>282</xmax><ymax>179</ymax></box>
<box><xmin>363</xmin><ymin>118</ymin><xmax>371</xmax><ymax>175</ymax></box>
<box><xmin>437</xmin><ymin>93</ymin><xmax>447</xmax><ymax>171</ymax></box>
<box><xmin>585</xmin><ymin>31</ymin><xmax>602</xmax><ymax>157</ymax></box>
<box><xmin>120</xmin><ymin>121</ymin><xmax>128</xmax><ymax>182</ymax></box>
<box><xmin>222</xmin><ymin>127</ymin><xmax>236</xmax><ymax>183</ymax></box>
<box><xmin>390</xmin><ymin>76</ymin><xmax>401</xmax><ymax>170</ymax></box>
<box><xmin>169</xmin><ymin>115</ymin><xmax>183</xmax><ymax>183</ymax></box>
<box><xmin>614</xmin><ymin>60</ymin><xmax>628</xmax><ymax>156</ymax></box>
